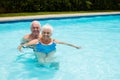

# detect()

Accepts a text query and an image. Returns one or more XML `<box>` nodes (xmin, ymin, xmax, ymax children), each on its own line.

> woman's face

<box><xmin>42</xmin><ymin>29</ymin><xmax>52</xmax><ymax>39</ymax></box>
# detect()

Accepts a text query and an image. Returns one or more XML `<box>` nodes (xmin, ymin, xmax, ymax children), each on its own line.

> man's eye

<box><xmin>47</xmin><ymin>32</ymin><xmax>50</xmax><ymax>34</ymax></box>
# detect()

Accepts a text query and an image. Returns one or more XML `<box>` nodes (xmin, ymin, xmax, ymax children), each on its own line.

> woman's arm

<box><xmin>54</xmin><ymin>40</ymin><xmax>81</xmax><ymax>49</ymax></box>
<box><xmin>17</xmin><ymin>39</ymin><xmax>38</xmax><ymax>52</ymax></box>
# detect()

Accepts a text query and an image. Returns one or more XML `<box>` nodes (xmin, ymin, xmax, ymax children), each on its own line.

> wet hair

<box><xmin>42</xmin><ymin>24</ymin><xmax>53</xmax><ymax>33</ymax></box>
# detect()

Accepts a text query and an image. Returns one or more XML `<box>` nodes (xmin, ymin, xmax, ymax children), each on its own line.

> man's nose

<box><xmin>44</xmin><ymin>33</ymin><xmax>48</xmax><ymax>35</ymax></box>
<box><xmin>34</xmin><ymin>28</ymin><xmax>38</xmax><ymax>30</ymax></box>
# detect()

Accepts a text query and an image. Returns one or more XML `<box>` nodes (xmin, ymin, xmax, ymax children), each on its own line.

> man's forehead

<box><xmin>32</xmin><ymin>23</ymin><xmax>40</xmax><ymax>27</ymax></box>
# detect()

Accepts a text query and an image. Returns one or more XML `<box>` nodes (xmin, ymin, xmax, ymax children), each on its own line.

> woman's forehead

<box><xmin>42</xmin><ymin>29</ymin><xmax>51</xmax><ymax>32</ymax></box>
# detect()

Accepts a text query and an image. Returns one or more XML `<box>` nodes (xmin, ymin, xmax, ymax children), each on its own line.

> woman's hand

<box><xmin>17</xmin><ymin>45</ymin><xmax>23</xmax><ymax>52</ymax></box>
<box><xmin>75</xmin><ymin>46</ymin><xmax>81</xmax><ymax>49</ymax></box>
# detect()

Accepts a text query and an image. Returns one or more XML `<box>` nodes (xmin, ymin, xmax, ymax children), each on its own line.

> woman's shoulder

<box><xmin>53</xmin><ymin>39</ymin><xmax>59</xmax><ymax>43</ymax></box>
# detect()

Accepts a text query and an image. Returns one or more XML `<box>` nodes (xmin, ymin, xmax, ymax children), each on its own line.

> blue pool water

<box><xmin>0</xmin><ymin>15</ymin><xmax>120</xmax><ymax>80</ymax></box>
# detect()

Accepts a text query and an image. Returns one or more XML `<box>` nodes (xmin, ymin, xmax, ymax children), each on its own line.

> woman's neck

<box><xmin>41</xmin><ymin>37</ymin><xmax>52</xmax><ymax>44</ymax></box>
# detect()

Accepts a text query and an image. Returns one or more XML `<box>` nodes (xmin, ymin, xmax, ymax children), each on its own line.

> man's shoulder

<box><xmin>23</xmin><ymin>34</ymin><xmax>31</xmax><ymax>39</ymax></box>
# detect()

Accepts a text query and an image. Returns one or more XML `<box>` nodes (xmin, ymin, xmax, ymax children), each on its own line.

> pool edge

<box><xmin>0</xmin><ymin>12</ymin><xmax>120</xmax><ymax>23</ymax></box>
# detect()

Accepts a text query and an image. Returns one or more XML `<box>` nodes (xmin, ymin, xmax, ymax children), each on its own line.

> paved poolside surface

<box><xmin>0</xmin><ymin>12</ymin><xmax>120</xmax><ymax>22</ymax></box>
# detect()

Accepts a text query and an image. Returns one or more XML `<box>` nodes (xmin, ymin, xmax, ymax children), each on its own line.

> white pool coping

<box><xmin>0</xmin><ymin>12</ymin><xmax>120</xmax><ymax>22</ymax></box>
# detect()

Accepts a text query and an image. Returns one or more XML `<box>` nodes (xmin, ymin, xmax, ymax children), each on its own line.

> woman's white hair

<box><xmin>42</xmin><ymin>24</ymin><xmax>53</xmax><ymax>33</ymax></box>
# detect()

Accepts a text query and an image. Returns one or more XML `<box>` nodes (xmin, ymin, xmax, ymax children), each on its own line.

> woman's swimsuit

<box><xmin>35</xmin><ymin>41</ymin><xmax>56</xmax><ymax>54</ymax></box>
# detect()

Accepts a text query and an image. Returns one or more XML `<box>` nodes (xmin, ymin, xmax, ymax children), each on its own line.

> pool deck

<box><xmin>0</xmin><ymin>12</ymin><xmax>120</xmax><ymax>22</ymax></box>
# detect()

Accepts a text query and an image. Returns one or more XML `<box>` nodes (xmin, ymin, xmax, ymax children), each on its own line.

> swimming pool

<box><xmin>0</xmin><ymin>14</ymin><xmax>120</xmax><ymax>80</ymax></box>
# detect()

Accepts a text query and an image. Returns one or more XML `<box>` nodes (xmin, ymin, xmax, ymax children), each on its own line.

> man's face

<box><xmin>31</xmin><ymin>23</ymin><xmax>40</xmax><ymax>35</ymax></box>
